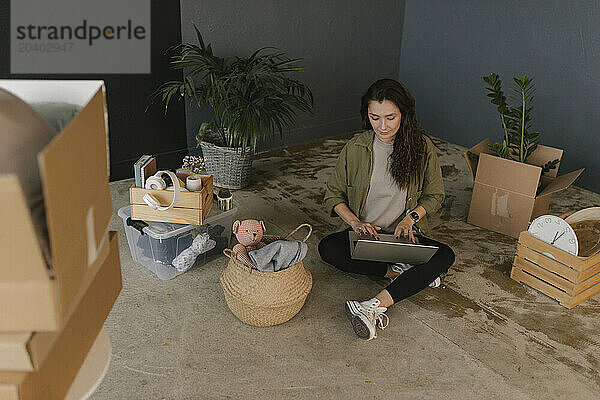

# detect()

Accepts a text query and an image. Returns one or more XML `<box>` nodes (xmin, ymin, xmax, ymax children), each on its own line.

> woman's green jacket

<box><xmin>323</xmin><ymin>130</ymin><xmax>445</xmax><ymax>236</ymax></box>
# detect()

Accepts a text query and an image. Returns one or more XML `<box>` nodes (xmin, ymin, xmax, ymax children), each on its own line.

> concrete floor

<box><xmin>92</xmin><ymin>133</ymin><xmax>600</xmax><ymax>400</ymax></box>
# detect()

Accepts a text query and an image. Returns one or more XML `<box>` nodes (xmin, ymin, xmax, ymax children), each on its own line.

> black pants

<box><xmin>318</xmin><ymin>229</ymin><xmax>455</xmax><ymax>303</ymax></box>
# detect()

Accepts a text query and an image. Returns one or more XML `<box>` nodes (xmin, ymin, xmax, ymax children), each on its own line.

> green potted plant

<box><xmin>464</xmin><ymin>72</ymin><xmax>583</xmax><ymax>239</ymax></box>
<box><xmin>467</xmin><ymin>73</ymin><xmax>559</xmax><ymax>174</ymax></box>
<box><xmin>152</xmin><ymin>25</ymin><xmax>313</xmax><ymax>189</ymax></box>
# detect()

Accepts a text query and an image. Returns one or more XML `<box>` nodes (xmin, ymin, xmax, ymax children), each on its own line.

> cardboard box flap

<box><xmin>464</xmin><ymin>138</ymin><xmax>490</xmax><ymax>179</ymax></box>
<box><xmin>0</xmin><ymin>80</ymin><xmax>104</xmax><ymax>109</ymax></box>
<box><xmin>37</xmin><ymin>85</ymin><xmax>112</xmax><ymax>323</ymax></box>
<box><xmin>537</xmin><ymin>168</ymin><xmax>585</xmax><ymax>197</ymax></box>
<box><xmin>468</xmin><ymin>138</ymin><xmax>491</xmax><ymax>156</ymax></box>
<box><xmin>0</xmin><ymin>333</ymin><xmax>32</xmax><ymax>371</ymax></box>
<box><xmin>525</xmin><ymin>144</ymin><xmax>564</xmax><ymax>178</ymax></box>
<box><xmin>0</xmin><ymin>175</ymin><xmax>48</xmax><ymax>283</ymax></box>
<box><xmin>0</xmin><ymin>79</ymin><xmax>110</xmax><ymax>187</ymax></box>
<box><xmin>476</xmin><ymin>153</ymin><xmax>541</xmax><ymax>197</ymax></box>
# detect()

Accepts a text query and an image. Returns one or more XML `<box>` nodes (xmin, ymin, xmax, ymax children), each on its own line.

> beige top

<box><xmin>359</xmin><ymin>136</ymin><xmax>407</xmax><ymax>233</ymax></box>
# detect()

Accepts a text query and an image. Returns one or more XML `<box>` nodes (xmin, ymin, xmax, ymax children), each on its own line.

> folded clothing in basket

<box><xmin>248</xmin><ymin>240</ymin><xmax>308</xmax><ymax>272</ymax></box>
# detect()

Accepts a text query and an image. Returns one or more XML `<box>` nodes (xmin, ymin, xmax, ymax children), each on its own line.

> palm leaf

<box><xmin>150</xmin><ymin>26</ymin><xmax>313</xmax><ymax>152</ymax></box>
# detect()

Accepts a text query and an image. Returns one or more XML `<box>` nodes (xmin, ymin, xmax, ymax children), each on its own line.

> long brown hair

<box><xmin>360</xmin><ymin>79</ymin><xmax>426</xmax><ymax>189</ymax></box>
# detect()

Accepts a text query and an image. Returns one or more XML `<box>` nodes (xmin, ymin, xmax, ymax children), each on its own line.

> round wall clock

<box><xmin>528</xmin><ymin>215</ymin><xmax>578</xmax><ymax>256</ymax></box>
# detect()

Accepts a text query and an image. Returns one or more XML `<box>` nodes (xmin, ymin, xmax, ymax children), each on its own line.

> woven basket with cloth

<box><xmin>220</xmin><ymin>224</ymin><xmax>313</xmax><ymax>327</ymax></box>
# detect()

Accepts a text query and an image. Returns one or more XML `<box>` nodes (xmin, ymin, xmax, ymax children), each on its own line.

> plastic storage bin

<box><xmin>118</xmin><ymin>205</ymin><xmax>237</xmax><ymax>279</ymax></box>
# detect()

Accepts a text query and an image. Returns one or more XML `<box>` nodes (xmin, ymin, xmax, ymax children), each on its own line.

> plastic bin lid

<box><xmin>117</xmin><ymin>206</ymin><xmax>199</xmax><ymax>240</ymax></box>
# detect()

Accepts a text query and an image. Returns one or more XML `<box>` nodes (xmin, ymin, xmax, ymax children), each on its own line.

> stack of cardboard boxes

<box><xmin>0</xmin><ymin>80</ymin><xmax>122</xmax><ymax>399</ymax></box>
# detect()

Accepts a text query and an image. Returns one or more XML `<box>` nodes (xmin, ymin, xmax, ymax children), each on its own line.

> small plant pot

<box><xmin>200</xmin><ymin>141</ymin><xmax>253</xmax><ymax>189</ymax></box>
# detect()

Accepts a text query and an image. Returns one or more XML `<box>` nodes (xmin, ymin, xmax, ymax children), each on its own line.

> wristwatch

<box><xmin>408</xmin><ymin>210</ymin><xmax>420</xmax><ymax>223</ymax></box>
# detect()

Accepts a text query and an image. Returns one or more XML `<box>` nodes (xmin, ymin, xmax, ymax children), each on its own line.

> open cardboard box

<box><xmin>0</xmin><ymin>231</ymin><xmax>121</xmax><ymax>399</ymax></box>
<box><xmin>0</xmin><ymin>80</ymin><xmax>113</xmax><ymax>332</ymax></box>
<box><xmin>464</xmin><ymin>138</ymin><xmax>584</xmax><ymax>238</ymax></box>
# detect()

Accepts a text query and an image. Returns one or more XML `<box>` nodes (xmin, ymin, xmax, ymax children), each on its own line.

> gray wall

<box><xmin>399</xmin><ymin>0</ymin><xmax>600</xmax><ymax>192</ymax></box>
<box><xmin>180</xmin><ymin>0</ymin><xmax>405</xmax><ymax>154</ymax></box>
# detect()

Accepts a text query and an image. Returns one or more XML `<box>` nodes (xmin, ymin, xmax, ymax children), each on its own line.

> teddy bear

<box><xmin>232</xmin><ymin>219</ymin><xmax>267</xmax><ymax>266</ymax></box>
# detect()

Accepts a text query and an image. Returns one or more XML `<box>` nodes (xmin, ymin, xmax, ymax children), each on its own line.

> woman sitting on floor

<box><xmin>319</xmin><ymin>78</ymin><xmax>456</xmax><ymax>341</ymax></box>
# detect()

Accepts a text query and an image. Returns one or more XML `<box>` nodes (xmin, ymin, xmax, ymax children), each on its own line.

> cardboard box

<box><xmin>0</xmin><ymin>231</ymin><xmax>121</xmax><ymax>399</ymax></box>
<box><xmin>464</xmin><ymin>138</ymin><xmax>584</xmax><ymax>238</ymax></box>
<box><xmin>0</xmin><ymin>231</ymin><xmax>119</xmax><ymax>372</ymax></box>
<box><xmin>0</xmin><ymin>80</ymin><xmax>112</xmax><ymax>332</ymax></box>
<box><xmin>130</xmin><ymin>173</ymin><xmax>214</xmax><ymax>225</ymax></box>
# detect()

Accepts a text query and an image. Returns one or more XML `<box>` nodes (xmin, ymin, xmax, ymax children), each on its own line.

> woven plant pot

<box><xmin>220</xmin><ymin>224</ymin><xmax>313</xmax><ymax>327</ymax></box>
<box><xmin>200</xmin><ymin>141</ymin><xmax>253</xmax><ymax>189</ymax></box>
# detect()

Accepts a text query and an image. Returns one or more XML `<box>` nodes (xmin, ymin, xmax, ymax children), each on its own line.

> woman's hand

<box><xmin>394</xmin><ymin>216</ymin><xmax>416</xmax><ymax>243</ymax></box>
<box><xmin>350</xmin><ymin>220</ymin><xmax>382</xmax><ymax>239</ymax></box>
<box><xmin>333</xmin><ymin>203</ymin><xmax>382</xmax><ymax>239</ymax></box>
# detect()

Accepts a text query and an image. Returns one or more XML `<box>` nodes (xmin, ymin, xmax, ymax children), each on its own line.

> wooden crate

<box><xmin>130</xmin><ymin>174</ymin><xmax>213</xmax><ymax>225</ymax></box>
<box><xmin>511</xmin><ymin>231</ymin><xmax>600</xmax><ymax>308</ymax></box>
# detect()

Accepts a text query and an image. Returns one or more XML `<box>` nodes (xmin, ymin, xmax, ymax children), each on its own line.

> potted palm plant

<box><xmin>152</xmin><ymin>25</ymin><xmax>313</xmax><ymax>189</ymax></box>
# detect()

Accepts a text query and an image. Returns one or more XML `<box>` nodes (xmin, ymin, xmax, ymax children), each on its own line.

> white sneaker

<box><xmin>344</xmin><ymin>298</ymin><xmax>389</xmax><ymax>341</ymax></box>
<box><xmin>429</xmin><ymin>277</ymin><xmax>441</xmax><ymax>288</ymax></box>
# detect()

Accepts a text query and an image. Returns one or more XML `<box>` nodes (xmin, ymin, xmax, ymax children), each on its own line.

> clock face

<box><xmin>528</xmin><ymin>215</ymin><xmax>579</xmax><ymax>256</ymax></box>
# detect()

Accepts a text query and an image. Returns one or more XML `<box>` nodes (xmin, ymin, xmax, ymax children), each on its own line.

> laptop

<box><xmin>349</xmin><ymin>231</ymin><xmax>439</xmax><ymax>264</ymax></box>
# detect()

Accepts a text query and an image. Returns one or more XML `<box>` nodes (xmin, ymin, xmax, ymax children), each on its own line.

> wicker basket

<box><xmin>220</xmin><ymin>224</ymin><xmax>313</xmax><ymax>327</ymax></box>
<box><xmin>200</xmin><ymin>141</ymin><xmax>253</xmax><ymax>189</ymax></box>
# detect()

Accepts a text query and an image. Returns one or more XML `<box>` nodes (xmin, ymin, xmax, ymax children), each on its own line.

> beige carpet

<box><xmin>93</xmin><ymin>133</ymin><xmax>600</xmax><ymax>400</ymax></box>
